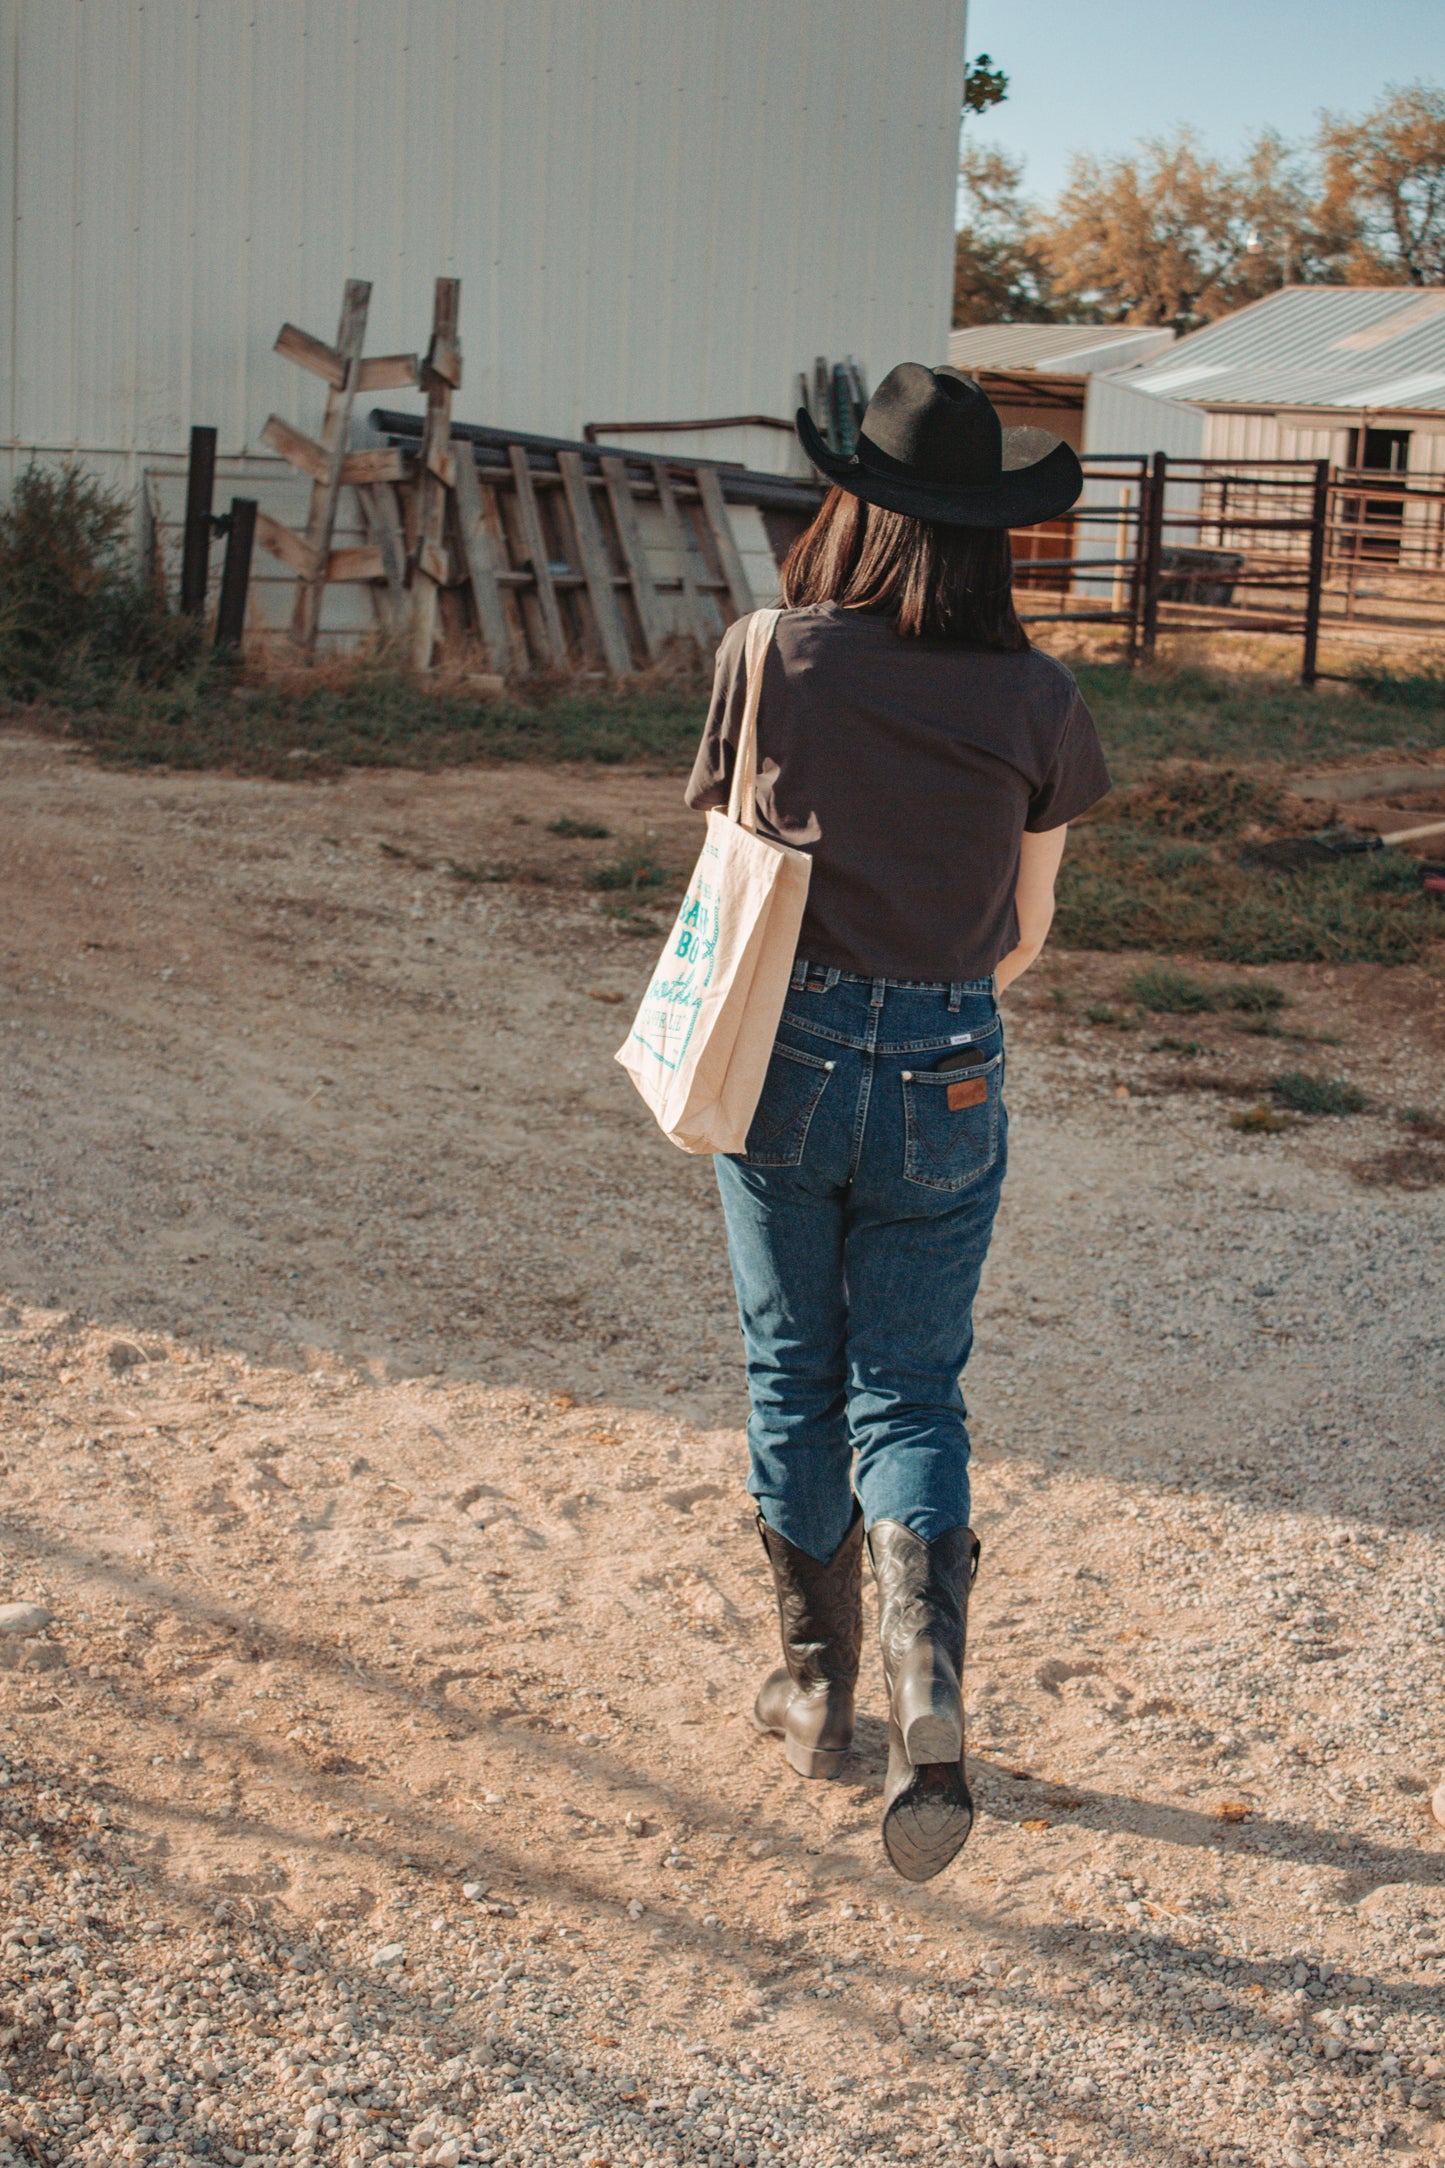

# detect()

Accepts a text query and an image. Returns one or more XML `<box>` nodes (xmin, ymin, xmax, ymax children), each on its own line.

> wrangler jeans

<box><xmin>714</xmin><ymin>963</ymin><xmax>1006</xmax><ymax>1561</ymax></box>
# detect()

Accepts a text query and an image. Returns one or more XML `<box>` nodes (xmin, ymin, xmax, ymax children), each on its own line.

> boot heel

<box><xmin>895</xmin><ymin>1667</ymin><xmax>963</xmax><ymax>1765</ymax></box>
<box><xmin>785</xmin><ymin>1734</ymin><xmax>847</xmax><ymax>1779</ymax></box>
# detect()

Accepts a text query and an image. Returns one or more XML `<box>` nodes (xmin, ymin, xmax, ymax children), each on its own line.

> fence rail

<box><xmin>1009</xmin><ymin>453</ymin><xmax>1445</xmax><ymax>685</ymax></box>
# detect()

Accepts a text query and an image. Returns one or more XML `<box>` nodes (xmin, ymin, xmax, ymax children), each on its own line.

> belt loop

<box><xmin>870</xmin><ymin>977</ymin><xmax>885</xmax><ymax>1009</ymax></box>
<box><xmin>825</xmin><ymin>966</ymin><xmax>841</xmax><ymax>991</ymax></box>
<box><xmin>790</xmin><ymin>958</ymin><xmax>806</xmax><ymax>990</ymax></box>
<box><xmin>948</xmin><ymin>981</ymin><xmax>963</xmax><ymax>1013</ymax></box>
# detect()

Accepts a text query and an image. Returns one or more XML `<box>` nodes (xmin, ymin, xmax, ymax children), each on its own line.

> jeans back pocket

<box><xmin>901</xmin><ymin>1051</ymin><xmax>1002</xmax><ymax>1192</ymax></box>
<box><xmin>739</xmin><ymin>1040</ymin><xmax>836</xmax><ymax>1167</ymax></box>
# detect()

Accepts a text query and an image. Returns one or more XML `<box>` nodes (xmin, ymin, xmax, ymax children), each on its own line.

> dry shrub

<box><xmin>1350</xmin><ymin>1146</ymin><xmax>1445</xmax><ymax>1190</ymax></box>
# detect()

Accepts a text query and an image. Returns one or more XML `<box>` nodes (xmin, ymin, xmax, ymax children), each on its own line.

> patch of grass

<box><xmin>1127</xmin><ymin>964</ymin><xmax>1218</xmax><ymax>1013</ymax></box>
<box><xmin>1230</xmin><ymin>1103</ymin><xmax>1294</xmax><ymax>1134</ymax></box>
<box><xmin>547</xmin><ymin>815</ymin><xmax>611</xmax><ymax>838</ymax></box>
<box><xmin>1222</xmin><ymin>978</ymin><xmax>1287</xmax><ymax>1013</ymax></box>
<box><xmin>54</xmin><ymin>666</ymin><xmax>710</xmax><ymax>777</ymax></box>
<box><xmin>587</xmin><ymin>846</ymin><xmax>673</xmax><ymax>894</ymax></box>
<box><xmin>1074</xmin><ymin>658</ymin><xmax>1445</xmax><ymax>781</ymax></box>
<box><xmin>1082</xmin><ymin>1002</ymin><xmax>1120</xmax><ymax>1025</ymax></box>
<box><xmin>1401</xmin><ymin>1105</ymin><xmax>1445</xmax><ymax>1141</ymax></box>
<box><xmin>1106</xmin><ymin>765</ymin><xmax>1289</xmax><ymax>837</ymax></box>
<box><xmin>1150</xmin><ymin>1036</ymin><xmax>1206</xmax><ymax>1054</ymax></box>
<box><xmin>1270</xmin><ymin>1072</ymin><xmax>1367</xmax><ymax>1117</ymax></box>
<box><xmin>1057</xmin><ymin>824</ymin><xmax>1438</xmax><ymax>965</ymax></box>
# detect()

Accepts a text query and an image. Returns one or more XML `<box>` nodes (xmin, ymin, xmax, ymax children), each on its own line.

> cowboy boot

<box><xmin>752</xmin><ymin>1506</ymin><xmax>864</xmax><ymax>1778</ymax></box>
<box><xmin>868</xmin><ymin>1520</ymin><xmax>981</xmax><ymax>1882</ymax></box>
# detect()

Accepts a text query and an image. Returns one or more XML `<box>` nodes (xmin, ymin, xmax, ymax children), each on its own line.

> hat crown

<box><xmin>860</xmin><ymin>364</ymin><xmax>1002</xmax><ymax>486</ymax></box>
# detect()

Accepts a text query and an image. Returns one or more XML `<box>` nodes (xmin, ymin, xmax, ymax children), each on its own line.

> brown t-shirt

<box><xmin>684</xmin><ymin>603</ymin><xmax>1112</xmax><ymax>982</ymax></box>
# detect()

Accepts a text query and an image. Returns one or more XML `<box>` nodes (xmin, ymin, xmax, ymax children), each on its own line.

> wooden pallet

<box><xmin>385</xmin><ymin>423</ymin><xmax>763</xmax><ymax>678</ymax></box>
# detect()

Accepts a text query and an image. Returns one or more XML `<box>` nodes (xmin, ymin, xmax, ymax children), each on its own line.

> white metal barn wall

<box><xmin>0</xmin><ymin>0</ymin><xmax>969</xmax><ymax>504</ymax></box>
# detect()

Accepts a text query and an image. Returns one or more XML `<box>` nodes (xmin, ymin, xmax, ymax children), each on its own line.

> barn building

<box><xmin>1</xmin><ymin>0</ymin><xmax>969</xmax><ymax>643</ymax></box>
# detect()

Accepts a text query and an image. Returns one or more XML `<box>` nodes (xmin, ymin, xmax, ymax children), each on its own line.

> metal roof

<box><xmin>1122</xmin><ymin>286</ymin><xmax>1445</xmax><ymax>412</ymax></box>
<box><xmin>948</xmin><ymin>324</ymin><xmax>1174</xmax><ymax>374</ymax></box>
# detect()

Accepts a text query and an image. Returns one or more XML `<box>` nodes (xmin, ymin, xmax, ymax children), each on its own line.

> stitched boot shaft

<box><xmin>868</xmin><ymin>1520</ymin><xmax>980</xmax><ymax>1882</ymax></box>
<box><xmin>752</xmin><ymin>1507</ymin><xmax>864</xmax><ymax>1778</ymax></box>
<box><xmin>869</xmin><ymin>1521</ymin><xmax>978</xmax><ymax>1763</ymax></box>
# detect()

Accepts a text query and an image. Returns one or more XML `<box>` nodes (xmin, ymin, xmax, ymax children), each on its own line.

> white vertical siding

<box><xmin>2</xmin><ymin>0</ymin><xmax>968</xmax><ymax>492</ymax></box>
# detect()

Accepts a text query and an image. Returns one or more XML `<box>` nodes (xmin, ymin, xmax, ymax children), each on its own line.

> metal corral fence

<box><xmin>1010</xmin><ymin>454</ymin><xmax>1445</xmax><ymax>685</ymax></box>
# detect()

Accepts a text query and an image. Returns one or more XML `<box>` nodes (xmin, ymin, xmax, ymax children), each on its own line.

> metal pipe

<box><xmin>180</xmin><ymin>424</ymin><xmax>217</xmax><ymax>615</ymax></box>
<box><xmin>213</xmin><ymin>497</ymin><xmax>257</xmax><ymax>652</ymax></box>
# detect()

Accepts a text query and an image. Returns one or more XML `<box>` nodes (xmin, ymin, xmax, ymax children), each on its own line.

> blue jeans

<box><xmin>715</xmin><ymin>962</ymin><xmax>1007</xmax><ymax>1562</ymax></box>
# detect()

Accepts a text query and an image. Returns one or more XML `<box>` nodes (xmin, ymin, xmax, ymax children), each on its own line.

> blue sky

<box><xmin>962</xmin><ymin>0</ymin><xmax>1445</xmax><ymax>204</ymax></box>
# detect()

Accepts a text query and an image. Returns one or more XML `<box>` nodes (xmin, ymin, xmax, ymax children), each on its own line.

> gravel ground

<box><xmin>0</xmin><ymin>732</ymin><xmax>1443</xmax><ymax>2168</ymax></box>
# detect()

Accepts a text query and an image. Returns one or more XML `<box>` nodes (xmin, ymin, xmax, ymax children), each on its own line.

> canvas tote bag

<box><xmin>616</xmin><ymin>607</ymin><xmax>812</xmax><ymax>1155</ymax></box>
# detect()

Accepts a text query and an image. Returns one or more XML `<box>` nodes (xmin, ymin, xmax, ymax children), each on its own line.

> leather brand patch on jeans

<box><xmin>947</xmin><ymin>1076</ymin><xmax>988</xmax><ymax>1112</ymax></box>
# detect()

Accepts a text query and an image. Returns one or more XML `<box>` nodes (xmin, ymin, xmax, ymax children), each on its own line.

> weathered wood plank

<box><xmin>410</xmin><ymin>277</ymin><xmax>461</xmax><ymax>671</ymax></box>
<box><xmin>325</xmin><ymin>545</ymin><xmax>386</xmax><ymax>583</ymax></box>
<box><xmin>452</xmin><ymin>443</ymin><xmax>515</xmax><ymax>673</ymax></box>
<box><xmin>338</xmin><ymin>446</ymin><xmax>404</xmax><ymax>485</ymax></box>
<box><xmin>357</xmin><ymin>352</ymin><xmax>419</xmax><ymax>392</ymax></box>
<box><xmin>289</xmin><ymin>277</ymin><xmax>373</xmax><ymax>655</ymax></box>
<box><xmin>362</xmin><ymin>483</ymin><xmax>409</xmax><ymax>599</ymax></box>
<box><xmin>359</xmin><ymin>483</ymin><xmax>409</xmax><ymax>633</ymax></box>
<box><xmin>481</xmin><ymin>480</ymin><xmax>533</xmax><ymax>673</ymax></box>
<box><xmin>255</xmin><ymin>509</ymin><xmax>318</xmax><ymax>578</ymax></box>
<box><xmin>558</xmin><ymin>450</ymin><xmax>633</xmax><ymax>678</ymax></box>
<box><xmin>599</xmin><ymin>454</ymin><xmax>665</xmax><ymax>660</ymax></box>
<box><xmin>654</xmin><ymin>461</ymin><xmax>715</xmax><ymax>648</ymax></box>
<box><xmin>508</xmin><ymin>445</ymin><xmax>568</xmax><ymax>667</ymax></box>
<box><xmin>696</xmin><ymin>465</ymin><xmax>754</xmax><ymax>618</ymax></box>
<box><xmin>261</xmin><ymin>414</ymin><xmax>329</xmax><ymax>482</ymax></box>
<box><xmin>274</xmin><ymin>322</ymin><xmax>345</xmax><ymax>388</ymax></box>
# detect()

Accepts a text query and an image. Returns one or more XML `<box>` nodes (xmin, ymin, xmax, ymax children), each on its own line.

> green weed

<box><xmin>1270</xmin><ymin>1072</ymin><xmax>1367</xmax><ymax>1117</ymax></box>
<box><xmin>588</xmin><ymin>848</ymin><xmax>673</xmax><ymax>894</ymax></box>
<box><xmin>1127</xmin><ymin>964</ymin><xmax>1218</xmax><ymax>1013</ymax></box>
<box><xmin>1222</xmin><ymin>978</ymin><xmax>1287</xmax><ymax>1013</ymax></box>
<box><xmin>547</xmin><ymin>816</ymin><xmax>611</xmax><ymax>838</ymax></box>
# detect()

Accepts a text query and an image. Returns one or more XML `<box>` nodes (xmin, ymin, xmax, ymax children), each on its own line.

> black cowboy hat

<box><xmin>796</xmin><ymin>362</ymin><xmax>1083</xmax><ymax>529</ymax></box>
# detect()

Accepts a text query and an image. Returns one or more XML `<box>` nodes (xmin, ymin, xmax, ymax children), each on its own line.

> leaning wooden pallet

<box><xmin>384</xmin><ymin>419</ymin><xmax>762</xmax><ymax>678</ymax></box>
<box><xmin>256</xmin><ymin>278</ymin><xmax>417</xmax><ymax>656</ymax></box>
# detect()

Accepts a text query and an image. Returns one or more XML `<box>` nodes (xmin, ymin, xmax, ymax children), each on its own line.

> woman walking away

<box><xmin>685</xmin><ymin>366</ymin><xmax>1110</xmax><ymax>1881</ymax></box>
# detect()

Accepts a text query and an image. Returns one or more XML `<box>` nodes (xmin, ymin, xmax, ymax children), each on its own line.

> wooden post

<box><xmin>213</xmin><ymin>497</ymin><xmax>257</xmax><ymax>651</ymax></box>
<box><xmin>1139</xmin><ymin>450</ymin><xmax>1167</xmax><ymax>662</ymax></box>
<box><xmin>1300</xmin><ymin>458</ymin><xmax>1330</xmax><ymax>689</ymax></box>
<box><xmin>409</xmin><ymin>278</ymin><xmax>462</xmax><ymax>671</ymax></box>
<box><xmin>180</xmin><ymin>425</ymin><xmax>217</xmax><ymax>615</ymax></box>
<box><xmin>285</xmin><ymin>280</ymin><xmax>372</xmax><ymax>656</ymax></box>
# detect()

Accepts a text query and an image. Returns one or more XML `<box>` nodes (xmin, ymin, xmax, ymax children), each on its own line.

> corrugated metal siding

<box><xmin>2</xmin><ymin>0</ymin><xmax>968</xmax><ymax>495</ymax></box>
<box><xmin>948</xmin><ymin>324</ymin><xmax>1174</xmax><ymax>374</ymax></box>
<box><xmin>1121</xmin><ymin>285</ymin><xmax>1445</xmax><ymax>413</ymax></box>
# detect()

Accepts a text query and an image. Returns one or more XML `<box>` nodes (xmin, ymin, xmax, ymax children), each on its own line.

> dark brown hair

<box><xmin>779</xmin><ymin>486</ymin><xmax>1028</xmax><ymax>649</ymax></box>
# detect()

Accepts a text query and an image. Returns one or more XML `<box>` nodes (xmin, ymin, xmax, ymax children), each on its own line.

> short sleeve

<box><xmin>1025</xmin><ymin>683</ymin><xmax>1112</xmax><ymax>831</ymax></box>
<box><xmin>683</xmin><ymin>617</ymin><xmax>750</xmax><ymax>812</ymax></box>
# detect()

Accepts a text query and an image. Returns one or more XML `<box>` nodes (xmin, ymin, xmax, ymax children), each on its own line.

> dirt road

<box><xmin>1</xmin><ymin>731</ymin><xmax>1443</xmax><ymax>2168</ymax></box>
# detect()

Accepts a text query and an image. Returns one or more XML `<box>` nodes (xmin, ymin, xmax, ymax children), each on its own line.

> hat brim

<box><xmin>796</xmin><ymin>407</ymin><xmax>1083</xmax><ymax>529</ymax></box>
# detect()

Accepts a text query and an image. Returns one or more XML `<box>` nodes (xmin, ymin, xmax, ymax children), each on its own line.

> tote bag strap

<box><xmin>725</xmin><ymin>607</ymin><xmax>783</xmax><ymax>833</ymax></box>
